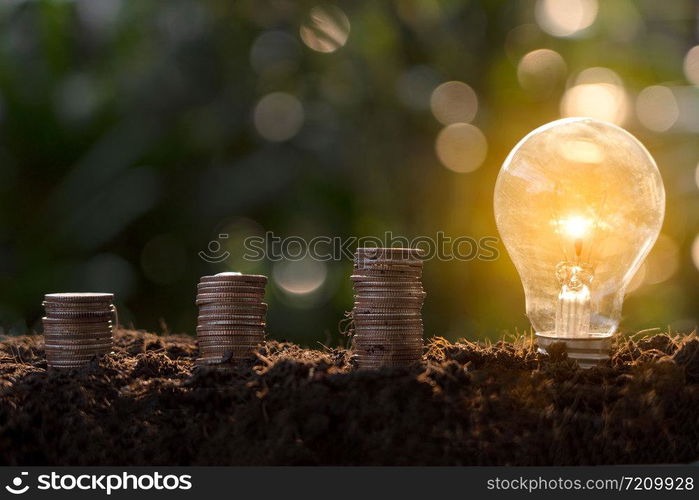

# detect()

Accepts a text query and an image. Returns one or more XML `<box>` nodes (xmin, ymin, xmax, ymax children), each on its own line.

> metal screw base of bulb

<box><xmin>535</xmin><ymin>332</ymin><xmax>612</xmax><ymax>369</ymax></box>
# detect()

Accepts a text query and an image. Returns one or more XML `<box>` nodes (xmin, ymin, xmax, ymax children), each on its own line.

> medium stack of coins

<box><xmin>351</xmin><ymin>248</ymin><xmax>426</xmax><ymax>369</ymax></box>
<box><xmin>42</xmin><ymin>293</ymin><xmax>115</xmax><ymax>369</ymax></box>
<box><xmin>196</xmin><ymin>272</ymin><xmax>267</xmax><ymax>366</ymax></box>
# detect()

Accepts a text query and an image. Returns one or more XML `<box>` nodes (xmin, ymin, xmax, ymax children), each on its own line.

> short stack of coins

<box><xmin>42</xmin><ymin>293</ymin><xmax>115</xmax><ymax>369</ymax></box>
<box><xmin>196</xmin><ymin>272</ymin><xmax>267</xmax><ymax>366</ymax></box>
<box><xmin>351</xmin><ymin>248</ymin><xmax>426</xmax><ymax>369</ymax></box>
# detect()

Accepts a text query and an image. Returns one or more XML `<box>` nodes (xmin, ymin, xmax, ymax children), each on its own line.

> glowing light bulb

<box><xmin>494</xmin><ymin>118</ymin><xmax>665</xmax><ymax>367</ymax></box>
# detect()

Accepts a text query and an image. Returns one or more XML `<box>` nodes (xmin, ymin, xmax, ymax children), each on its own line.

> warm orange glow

<box><xmin>561</xmin><ymin>68</ymin><xmax>629</xmax><ymax>125</ymax></box>
<box><xmin>643</xmin><ymin>234</ymin><xmax>679</xmax><ymax>285</ymax></box>
<box><xmin>636</xmin><ymin>86</ymin><xmax>679</xmax><ymax>132</ymax></box>
<box><xmin>495</xmin><ymin>118</ymin><xmax>665</xmax><ymax>339</ymax></box>
<box><xmin>557</xmin><ymin>215</ymin><xmax>593</xmax><ymax>239</ymax></box>
<box><xmin>535</xmin><ymin>0</ymin><xmax>598</xmax><ymax>38</ymax></box>
<box><xmin>626</xmin><ymin>263</ymin><xmax>647</xmax><ymax>293</ymax></box>
<box><xmin>435</xmin><ymin>123</ymin><xmax>487</xmax><ymax>173</ymax></box>
<box><xmin>560</xmin><ymin>83</ymin><xmax>628</xmax><ymax>125</ymax></box>
<box><xmin>560</xmin><ymin>139</ymin><xmax>604</xmax><ymax>164</ymax></box>
<box><xmin>517</xmin><ymin>48</ymin><xmax>567</xmax><ymax>94</ymax></box>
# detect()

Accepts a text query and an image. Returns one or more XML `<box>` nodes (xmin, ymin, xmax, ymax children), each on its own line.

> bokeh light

<box><xmin>671</xmin><ymin>86</ymin><xmax>699</xmax><ymax>133</ymax></box>
<box><xmin>643</xmin><ymin>234</ymin><xmax>679</xmax><ymax>285</ymax></box>
<box><xmin>299</xmin><ymin>5</ymin><xmax>350</xmax><ymax>53</ymax></box>
<box><xmin>435</xmin><ymin>123</ymin><xmax>487</xmax><ymax>173</ymax></box>
<box><xmin>253</xmin><ymin>92</ymin><xmax>304</xmax><ymax>142</ymax></box>
<box><xmin>561</xmin><ymin>84</ymin><xmax>628</xmax><ymax>124</ymax></box>
<box><xmin>561</xmin><ymin>68</ymin><xmax>629</xmax><ymax>124</ymax></box>
<box><xmin>535</xmin><ymin>0</ymin><xmax>598</xmax><ymax>38</ymax></box>
<box><xmin>430</xmin><ymin>81</ymin><xmax>478</xmax><ymax>125</ymax></box>
<box><xmin>220</xmin><ymin>217</ymin><xmax>266</xmax><ymax>274</ymax></box>
<box><xmin>517</xmin><ymin>48</ymin><xmax>566</xmax><ymax>95</ymax></box>
<box><xmin>636</xmin><ymin>86</ymin><xmax>679</xmax><ymax>132</ymax></box>
<box><xmin>692</xmin><ymin>234</ymin><xmax>699</xmax><ymax>272</ymax></box>
<box><xmin>273</xmin><ymin>258</ymin><xmax>327</xmax><ymax>298</ymax></box>
<box><xmin>575</xmin><ymin>67</ymin><xmax>622</xmax><ymax>86</ymax></box>
<box><xmin>626</xmin><ymin>263</ymin><xmax>647</xmax><ymax>294</ymax></box>
<box><xmin>683</xmin><ymin>45</ymin><xmax>699</xmax><ymax>86</ymax></box>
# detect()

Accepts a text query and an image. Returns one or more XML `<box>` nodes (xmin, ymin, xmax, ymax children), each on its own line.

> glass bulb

<box><xmin>494</xmin><ymin>118</ymin><xmax>665</xmax><ymax>366</ymax></box>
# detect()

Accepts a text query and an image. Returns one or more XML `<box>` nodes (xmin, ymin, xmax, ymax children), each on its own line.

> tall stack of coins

<box><xmin>196</xmin><ymin>272</ymin><xmax>267</xmax><ymax>366</ymax></box>
<box><xmin>42</xmin><ymin>293</ymin><xmax>115</xmax><ymax>369</ymax></box>
<box><xmin>351</xmin><ymin>248</ymin><xmax>426</xmax><ymax>369</ymax></box>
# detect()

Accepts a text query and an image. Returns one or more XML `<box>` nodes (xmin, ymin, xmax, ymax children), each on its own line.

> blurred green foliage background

<box><xmin>0</xmin><ymin>0</ymin><xmax>698</xmax><ymax>345</ymax></box>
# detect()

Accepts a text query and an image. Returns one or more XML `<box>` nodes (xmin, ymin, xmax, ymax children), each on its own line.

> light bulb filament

<box><xmin>555</xmin><ymin>262</ymin><xmax>593</xmax><ymax>337</ymax></box>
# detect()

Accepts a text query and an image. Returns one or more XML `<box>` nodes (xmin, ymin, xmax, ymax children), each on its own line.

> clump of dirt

<box><xmin>0</xmin><ymin>329</ymin><xmax>697</xmax><ymax>465</ymax></box>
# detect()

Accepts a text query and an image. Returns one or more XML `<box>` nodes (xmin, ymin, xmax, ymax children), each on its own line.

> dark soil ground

<box><xmin>0</xmin><ymin>329</ymin><xmax>698</xmax><ymax>465</ymax></box>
